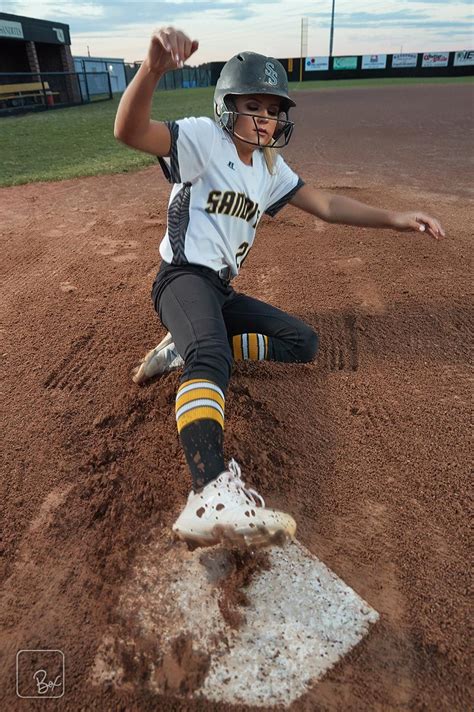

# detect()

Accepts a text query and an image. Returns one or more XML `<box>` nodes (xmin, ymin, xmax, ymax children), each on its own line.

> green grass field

<box><xmin>1</xmin><ymin>75</ymin><xmax>472</xmax><ymax>187</ymax></box>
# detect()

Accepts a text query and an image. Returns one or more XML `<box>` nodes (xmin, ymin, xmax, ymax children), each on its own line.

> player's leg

<box><xmin>222</xmin><ymin>291</ymin><xmax>319</xmax><ymax>364</ymax></box>
<box><xmin>156</xmin><ymin>268</ymin><xmax>231</xmax><ymax>491</ymax></box>
<box><xmin>134</xmin><ymin>287</ymin><xmax>318</xmax><ymax>378</ymax></box>
<box><xmin>154</xmin><ymin>266</ymin><xmax>297</xmax><ymax>547</ymax></box>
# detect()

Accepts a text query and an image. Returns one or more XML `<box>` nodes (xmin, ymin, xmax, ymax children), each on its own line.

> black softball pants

<box><xmin>152</xmin><ymin>260</ymin><xmax>319</xmax><ymax>393</ymax></box>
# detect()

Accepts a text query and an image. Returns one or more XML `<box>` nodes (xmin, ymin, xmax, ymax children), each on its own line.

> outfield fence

<box><xmin>1</xmin><ymin>50</ymin><xmax>471</xmax><ymax>118</ymax></box>
<box><xmin>158</xmin><ymin>64</ymin><xmax>211</xmax><ymax>90</ymax></box>
<box><xmin>210</xmin><ymin>50</ymin><xmax>474</xmax><ymax>84</ymax></box>
<box><xmin>124</xmin><ymin>62</ymin><xmax>212</xmax><ymax>90</ymax></box>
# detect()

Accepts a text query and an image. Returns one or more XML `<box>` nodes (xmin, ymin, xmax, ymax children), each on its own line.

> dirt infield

<box><xmin>1</xmin><ymin>83</ymin><xmax>472</xmax><ymax>710</ymax></box>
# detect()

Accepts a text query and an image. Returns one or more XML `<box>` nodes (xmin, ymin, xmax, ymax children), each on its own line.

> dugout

<box><xmin>0</xmin><ymin>12</ymin><xmax>111</xmax><ymax>115</ymax></box>
<box><xmin>0</xmin><ymin>12</ymin><xmax>74</xmax><ymax>75</ymax></box>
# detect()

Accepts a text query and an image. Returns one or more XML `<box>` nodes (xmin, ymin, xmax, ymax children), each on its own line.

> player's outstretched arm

<box><xmin>326</xmin><ymin>193</ymin><xmax>446</xmax><ymax>240</ymax></box>
<box><xmin>289</xmin><ymin>184</ymin><xmax>332</xmax><ymax>221</ymax></box>
<box><xmin>114</xmin><ymin>27</ymin><xmax>199</xmax><ymax>156</ymax></box>
<box><xmin>290</xmin><ymin>184</ymin><xmax>445</xmax><ymax>241</ymax></box>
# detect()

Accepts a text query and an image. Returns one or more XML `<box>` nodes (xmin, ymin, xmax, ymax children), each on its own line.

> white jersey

<box><xmin>158</xmin><ymin>117</ymin><xmax>304</xmax><ymax>279</ymax></box>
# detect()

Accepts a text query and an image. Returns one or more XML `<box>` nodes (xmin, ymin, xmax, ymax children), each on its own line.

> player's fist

<box><xmin>146</xmin><ymin>27</ymin><xmax>199</xmax><ymax>74</ymax></box>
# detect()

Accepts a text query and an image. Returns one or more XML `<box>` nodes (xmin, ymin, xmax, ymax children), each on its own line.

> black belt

<box><xmin>160</xmin><ymin>259</ymin><xmax>232</xmax><ymax>285</ymax></box>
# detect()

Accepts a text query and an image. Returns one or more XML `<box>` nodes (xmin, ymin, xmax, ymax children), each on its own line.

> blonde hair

<box><xmin>262</xmin><ymin>144</ymin><xmax>279</xmax><ymax>174</ymax></box>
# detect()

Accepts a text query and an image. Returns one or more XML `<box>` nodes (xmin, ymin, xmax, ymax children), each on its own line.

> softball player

<box><xmin>115</xmin><ymin>27</ymin><xmax>445</xmax><ymax>549</ymax></box>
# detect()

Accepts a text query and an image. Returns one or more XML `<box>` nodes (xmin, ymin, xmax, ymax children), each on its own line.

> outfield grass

<box><xmin>1</xmin><ymin>75</ymin><xmax>472</xmax><ymax>187</ymax></box>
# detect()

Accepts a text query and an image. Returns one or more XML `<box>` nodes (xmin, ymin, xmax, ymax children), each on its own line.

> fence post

<box><xmin>77</xmin><ymin>72</ymin><xmax>84</xmax><ymax>104</ymax></box>
<box><xmin>84</xmin><ymin>71</ymin><xmax>90</xmax><ymax>102</ymax></box>
<box><xmin>40</xmin><ymin>73</ymin><xmax>49</xmax><ymax>109</ymax></box>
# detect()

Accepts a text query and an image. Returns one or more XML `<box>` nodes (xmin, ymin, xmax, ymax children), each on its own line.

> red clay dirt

<box><xmin>1</xmin><ymin>83</ymin><xmax>472</xmax><ymax>710</ymax></box>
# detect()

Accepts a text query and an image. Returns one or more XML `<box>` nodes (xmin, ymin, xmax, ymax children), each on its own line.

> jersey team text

<box><xmin>158</xmin><ymin>117</ymin><xmax>304</xmax><ymax>278</ymax></box>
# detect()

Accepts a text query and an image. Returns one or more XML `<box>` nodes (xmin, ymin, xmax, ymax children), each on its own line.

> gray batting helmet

<box><xmin>214</xmin><ymin>51</ymin><xmax>295</xmax><ymax>147</ymax></box>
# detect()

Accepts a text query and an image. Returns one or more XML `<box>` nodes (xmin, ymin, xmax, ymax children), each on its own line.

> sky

<box><xmin>1</xmin><ymin>0</ymin><xmax>473</xmax><ymax>64</ymax></box>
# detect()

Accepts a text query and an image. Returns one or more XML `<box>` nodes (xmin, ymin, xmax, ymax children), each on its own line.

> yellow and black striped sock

<box><xmin>231</xmin><ymin>333</ymin><xmax>270</xmax><ymax>361</ymax></box>
<box><xmin>175</xmin><ymin>379</ymin><xmax>226</xmax><ymax>490</ymax></box>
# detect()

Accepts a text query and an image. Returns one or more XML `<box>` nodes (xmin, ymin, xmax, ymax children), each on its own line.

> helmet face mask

<box><xmin>218</xmin><ymin>105</ymin><xmax>294</xmax><ymax>148</ymax></box>
<box><xmin>214</xmin><ymin>52</ymin><xmax>296</xmax><ymax>149</ymax></box>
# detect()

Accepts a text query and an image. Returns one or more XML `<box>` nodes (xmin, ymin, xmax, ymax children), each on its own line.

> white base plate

<box><xmin>92</xmin><ymin>537</ymin><xmax>379</xmax><ymax>707</ymax></box>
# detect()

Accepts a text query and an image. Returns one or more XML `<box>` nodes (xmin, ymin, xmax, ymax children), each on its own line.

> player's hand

<box><xmin>391</xmin><ymin>211</ymin><xmax>445</xmax><ymax>241</ymax></box>
<box><xmin>146</xmin><ymin>27</ymin><xmax>199</xmax><ymax>74</ymax></box>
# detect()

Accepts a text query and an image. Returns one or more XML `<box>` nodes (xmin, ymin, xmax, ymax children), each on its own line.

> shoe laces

<box><xmin>225</xmin><ymin>458</ymin><xmax>265</xmax><ymax>508</ymax></box>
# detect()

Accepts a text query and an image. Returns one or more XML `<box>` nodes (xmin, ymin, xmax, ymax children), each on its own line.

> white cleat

<box><xmin>172</xmin><ymin>459</ymin><xmax>297</xmax><ymax>550</ymax></box>
<box><xmin>131</xmin><ymin>331</ymin><xmax>184</xmax><ymax>384</ymax></box>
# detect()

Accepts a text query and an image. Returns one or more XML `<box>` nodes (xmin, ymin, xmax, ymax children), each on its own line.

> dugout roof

<box><xmin>0</xmin><ymin>12</ymin><xmax>70</xmax><ymax>45</ymax></box>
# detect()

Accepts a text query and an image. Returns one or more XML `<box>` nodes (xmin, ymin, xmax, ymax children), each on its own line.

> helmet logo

<box><xmin>264</xmin><ymin>61</ymin><xmax>278</xmax><ymax>86</ymax></box>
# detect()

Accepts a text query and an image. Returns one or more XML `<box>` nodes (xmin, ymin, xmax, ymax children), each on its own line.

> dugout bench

<box><xmin>0</xmin><ymin>82</ymin><xmax>60</xmax><ymax>110</ymax></box>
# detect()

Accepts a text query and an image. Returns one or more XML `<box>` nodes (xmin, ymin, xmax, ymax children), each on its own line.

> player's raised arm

<box><xmin>113</xmin><ymin>27</ymin><xmax>199</xmax><ymax>156</ymax></box>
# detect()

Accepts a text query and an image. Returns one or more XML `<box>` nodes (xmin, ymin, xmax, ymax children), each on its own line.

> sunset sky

<box><xmin>3</xmin><ymin>0</ymin><xmax>473</xmax><ymax>63</ymax></box>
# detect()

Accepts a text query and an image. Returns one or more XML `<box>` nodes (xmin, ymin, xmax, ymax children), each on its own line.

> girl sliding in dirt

<box><xmin>114</xmin><ymin>27</ymin><xmax>445</xmax><ymax>550</ymax></box>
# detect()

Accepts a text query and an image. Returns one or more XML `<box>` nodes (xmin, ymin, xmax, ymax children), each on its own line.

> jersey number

<box><xmin>236</xmin><ymin>241</ymin><xmax>251</xmax><ymax>269</ymax></box>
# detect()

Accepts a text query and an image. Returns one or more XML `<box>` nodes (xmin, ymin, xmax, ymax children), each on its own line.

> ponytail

<box><xmin>262</xmin><ymin>145</ymin><xmax>279</xmax><ymax>175</ymax></box>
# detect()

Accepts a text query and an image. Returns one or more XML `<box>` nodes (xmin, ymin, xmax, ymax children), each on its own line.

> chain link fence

<box><xmin>124</xmin><ymin>63</ymin><xmax>211</xmax><ymax>90</ymax></box>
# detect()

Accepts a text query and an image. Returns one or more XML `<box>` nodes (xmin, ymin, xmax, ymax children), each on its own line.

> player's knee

<box><xmin>299</xmin><ymin>327</ymin><xmax>319</xmax><ymax>362</ymax></box>
<box><xmin>185</xmin><ymin>338</ymin><xmax>233</xmax><ymax>383</ymax></box>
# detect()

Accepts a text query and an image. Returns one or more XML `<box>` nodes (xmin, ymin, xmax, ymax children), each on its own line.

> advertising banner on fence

<box><xmin>392</xmin><ymin>53</ymin><xmax>418</xmax><ymax>68</ymax></box>
<box><xmin>362</xmin><ymin>54</ymin><xmax>387</xmax><ymax>69</ymax></box>
<box><xmin>454</xmin><ymin>50</ymin><xmax>474</xmax><ymax>66</ymax></box>
<box><xmin>333</xmin><ymin>57</ymin><xmax>358</xmax><ymax>70</ymax></box>
<box><xmin>422</xmin><ymin>52</ymin><xmax>449</xmax><ymax>67</ymax></box>
<box><xmin>305</xmin><ymin>56</ymin><xmax>329</xmax><ymax>71</ymax></box>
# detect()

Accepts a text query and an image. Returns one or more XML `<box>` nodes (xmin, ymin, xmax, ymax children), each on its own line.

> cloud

<box><xmin>403</xmin><ymin>0</ymin><xmax>472</xmax><ymax>4</ymax></box>
<box><xmin>2</xmin><ymin>0</ymin><xmax>472</xmax><ymax>63</ymax></box>
<box><xmin>306</xmin><ymin>8</ymin><xmax>470</xmax><ymax>26</ymax></box>
<box><xmin>3</xmin><ymin>1</ymin><xmax>104</xmax><ymax>20</ymax></box>
<box><xmin>1</xmin><ymin>0</ymin><xmax>273</xmax><ymax>30</ymax></box>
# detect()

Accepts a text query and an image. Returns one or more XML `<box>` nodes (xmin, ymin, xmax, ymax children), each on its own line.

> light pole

<box><xmin>300</xmin><ymin>17</ymin><xmax>308</xmax><ymax>82</ymax></box>
<box><xmin>329</xmin><ymin>0</ymin><xmax>336</xmax><ymax>58</ymax></box>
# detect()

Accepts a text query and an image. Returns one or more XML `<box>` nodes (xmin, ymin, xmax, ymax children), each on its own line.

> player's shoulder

<box><xmin>274</xmin><ymin>152</ymin><xmax>299</xmax><ymax>180</ymax></box>
<box><xmin>274</xmin><ymin>152</ymin><xmax>289</xmax><ymax>169</ymax></box>
<box><xmin>170</xmin><ymin>117</ymin><xmax>219</xmax><ymax>153</ymax></box>
<box><xmin>174</xmin><ymin>116</ymin><xmax>218</xmax><ymax>134</ymax></box>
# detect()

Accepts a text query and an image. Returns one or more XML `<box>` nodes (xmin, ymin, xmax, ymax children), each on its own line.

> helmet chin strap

<box><xmin>232</xmin><ymin>128</ymin><xmax>272</xmax><ymax>149</ymax></box>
